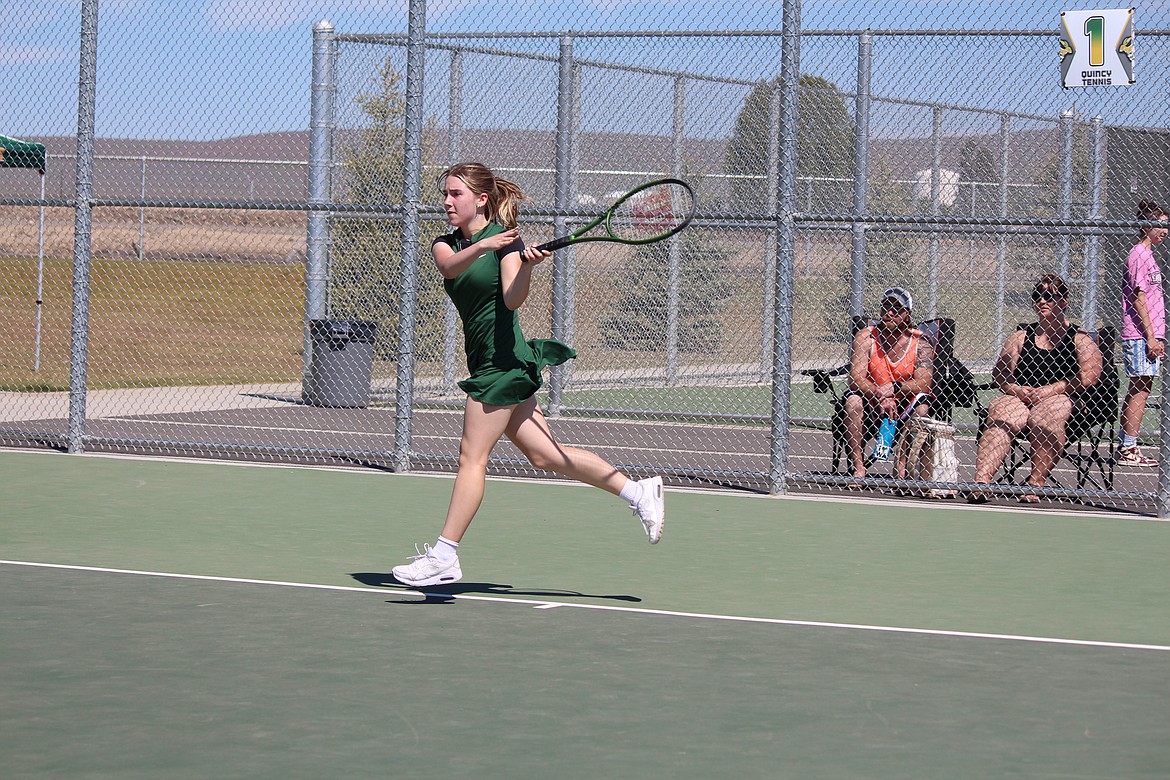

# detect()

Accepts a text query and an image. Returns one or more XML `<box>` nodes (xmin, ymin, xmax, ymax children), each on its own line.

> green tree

<box><xmin>725</xmin><ymin>74</ymin><xmax>855</xmax><ymax>212</ymax></box>
<box><xmin>822</xmin><ymin>154</ymin><xmax>917</xmax><ymax>340</ymax></box>
<box><xmin>1005</xmin><ymin>123</ymin><xmax>1093</xmax><ymax>290</ymax></box>
<box><xmin>328</xmin><ymin>58</ymin><xmax>445</xmax><ymax>361</ymax></box>
<box><xmin>1027</xmin><ymin>123</ymin><xmax>1091</xmax><ymax>219</ymax></box>
<box><xmin>600</xmin><ymin>231</ymin><xmax>733</xmax><ymax>353</ymax></box>
<box><xmin>955</xmin><ymin>140</ymin><xmax>996</xmax><ymax>218</ymax></box>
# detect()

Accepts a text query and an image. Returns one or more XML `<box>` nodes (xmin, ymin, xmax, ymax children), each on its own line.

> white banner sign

<box><xmin>1059</xmin><ymin>8</ymin><xmax>1135</xmax><ymax>87</ymax></box>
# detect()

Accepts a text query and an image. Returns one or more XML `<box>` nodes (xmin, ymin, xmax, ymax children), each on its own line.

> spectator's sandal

<box><xmin>965</xmin><ymin>489</ymin><xmax>992</xmax><ymax>504</ymax></box>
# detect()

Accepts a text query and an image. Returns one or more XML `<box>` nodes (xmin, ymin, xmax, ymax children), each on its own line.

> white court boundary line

<box><xmin>3</xmin><ymin>559</ymin><xmax>1167</xmax><ymax>653</ymax></box>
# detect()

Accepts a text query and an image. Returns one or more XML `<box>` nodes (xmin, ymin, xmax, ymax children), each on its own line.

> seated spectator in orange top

<box><xmin>843</xmin><ymin>287</ymin><xmax>934</xmax><ymax>482</ymax></box>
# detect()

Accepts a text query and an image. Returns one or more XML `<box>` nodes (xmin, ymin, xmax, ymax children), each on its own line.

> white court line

<box><xmin>3</xmin><ymin>559</ymin><xmax>1167</xmax><ymax>653</ymax></box>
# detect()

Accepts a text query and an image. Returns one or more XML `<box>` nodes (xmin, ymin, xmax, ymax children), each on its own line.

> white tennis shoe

<box><xmin>631</xmin><ymin>476</ymin><xmax>665</xmax><ymax>544</ymax></box>
<box><xmin>392</xmin><ymin>544</ymin><xmax>463</xmax><ymax>587</ymax></box>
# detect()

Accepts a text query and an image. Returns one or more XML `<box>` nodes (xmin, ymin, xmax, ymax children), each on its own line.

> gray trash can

<box><xmin>303</xmin><ymin>319</ymin><xmax>377</xmax><ymax>408</ymax></box>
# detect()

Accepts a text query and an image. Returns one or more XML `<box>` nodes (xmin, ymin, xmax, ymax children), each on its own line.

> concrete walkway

<box><xmin>0</xmin><ymin>362</ymin><xmax>783</xmax><ymax>424</ymax></box>
<box><xmin>0</xmin><ymin>383</ymin><xmax>302</xmax><ymax>423</ymax></box>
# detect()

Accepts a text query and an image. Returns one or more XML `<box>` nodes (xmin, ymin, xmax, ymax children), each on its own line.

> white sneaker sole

<box><xmin>392</xmin><ymin>563</ymin><xmax>463</xmax><ymax>588</ymax></box>
<box><xmin>640</xmin><ymin>476</ymin><xmax>665</xmax><ymax>544</ymax></box>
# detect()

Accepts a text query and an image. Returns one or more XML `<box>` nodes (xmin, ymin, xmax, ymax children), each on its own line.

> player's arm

<box><xmin>500</xmin><ymin>244</ymin><xmax>534</xmax><ymax>311</ymax></box>
<box><xmin>433</xmin><ymin>228</ymin><xmax>521</xmax><ymax>279</ymax></box>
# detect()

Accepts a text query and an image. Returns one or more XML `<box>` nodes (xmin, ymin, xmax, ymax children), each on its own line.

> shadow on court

<box><xmin>351</xmin><ymin>571</ymin><xmax>643</xmax><ymax>603</ymax></box>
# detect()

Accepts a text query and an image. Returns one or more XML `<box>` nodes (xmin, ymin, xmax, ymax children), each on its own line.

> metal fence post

<box><xmin>770</xmin><ymin>0</ymin><xmax>801</xmax><ymax>495</ymax></box>
<box><xmin>760</xmin><ymin>81</ymin><xmax>781</xmax><ymax>383</ymax></box>
<box><xmin>967</xmin><ymin>180</ymin><xmax>976</xmax><ymax>281</ymax></box>
<box><xmin>442</xmin><ymin>48</ymin><xmax>463</xmax><ymax>397</ymax></box>
<box><xmin>848</xmin><ymin>31</ymin><xmax>872</xmax><ymax>317</ymax></box>
<box><xmin>138</xmin><ymin>156</ymin><xmax>146</xmax><ymax>261</ymax></box>
<box><xmin>565</xmin><ymin>57</ymin><xmax>582</xmax><ymax>389</ymax></box>
<box><xmin>1057</xmin><ymin>109</ymin><xmax>1074</xmax><ymax>279</ymax></box>
<box><xmin>1160</xmin><ymin>352</ymin><xmax>1170</xmax><ymax>518</ymax></box>
<box><xmin>393</xmin><ymin>0</ymin><xmax>427</xmax><ymax>472</ymax></box>
<box><xmin>804</xmin><ymin>178</ymin><xmax>813</xmax><ymax>275</ymax></box>
<box><xmin>927</xmin><ymin>105</ymin><xmax>942</xmax><ymax>319</ymax></box>
<box><xmin>34</xmin><ymin>172</ymin><xmax>46</xmax><ymax>372</ymax></box>
<box><xmin>304</xmin><ymin>19</ymin><xmax>335</xmax><ymax>398</ymax></box>
<box><xmin>994</xmin><ymin>114</ymin><xmax>1011</xmax><ymax>349</ymax></box>
<box><xmin>1082</xmin><ymin>115</ymin><xmax>1103</xmax><ymax>329</ymax></box>
<box><xmin>665</xmin><ymin>75</ymin><xmax>686</xmax><ymax>386</ymax></box>
<box><xmin>68</xmin><ymin>0</ymin><xmax>99</xmax><ymax>454</ymax></box>
<box><xmin>549</xmin><ymin>33</ymin><xmax>576</xmax><ymax>415</ymax></box>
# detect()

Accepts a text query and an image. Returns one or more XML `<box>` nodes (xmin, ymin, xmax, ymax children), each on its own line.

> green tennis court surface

<box><xmin>2</xmin><ymin>450</ymin><xmax>1167</xmax><ymax>779</ymax></box>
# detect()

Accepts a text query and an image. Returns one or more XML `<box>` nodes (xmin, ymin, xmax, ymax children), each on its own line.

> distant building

<box><xmin>912</xmin><ymin>168</ymin><xmax>959</xmax><ymax>209</ymax></box>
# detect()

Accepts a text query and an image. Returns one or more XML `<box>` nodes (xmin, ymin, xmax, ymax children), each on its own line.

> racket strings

<box><xmin>609</xmin><ymin>183</ymin><xmax>692</xmax><ymax>241</ymax></box>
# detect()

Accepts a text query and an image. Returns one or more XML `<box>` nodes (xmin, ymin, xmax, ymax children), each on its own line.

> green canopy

<box><xmin>0</xmin><ymin>134</ymin><xmax>46</xmax><ymax>175</ymax></box>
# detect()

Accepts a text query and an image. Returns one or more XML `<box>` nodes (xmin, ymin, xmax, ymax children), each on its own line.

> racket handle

<box><xmin>535</xmin><ymin>236</ymin><xmax>572</xmax><ymax>252</ymax></box>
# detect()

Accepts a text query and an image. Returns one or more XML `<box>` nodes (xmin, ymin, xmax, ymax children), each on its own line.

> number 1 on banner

<box><xmin>1059</xmin><ymin>8</ymin><xmax>1135</xmax><ymax>88</ymax></box>
<box><xmin>1084</xmin><ymin>15</ymin><xmax>1104</xmax><ymax>67</ymax></box>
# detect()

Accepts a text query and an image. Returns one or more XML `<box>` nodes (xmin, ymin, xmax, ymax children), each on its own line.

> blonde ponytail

<box><xmin>489</xmin><ymin>177</ymin><xmax>526</xmax><ymax>229</ymax></box>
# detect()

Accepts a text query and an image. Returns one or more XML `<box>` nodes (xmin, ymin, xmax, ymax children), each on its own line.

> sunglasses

<box><xmin>880</xmin><ymin>300</ymin><xmax>908</xmax><ymax>314</ymax></box>
<box><xmin>1031</xmin><ymin>289</ymin><xmax>1065</xmax><ymax>304</ymax></box>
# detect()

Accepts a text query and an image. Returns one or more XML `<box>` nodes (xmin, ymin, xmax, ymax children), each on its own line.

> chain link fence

<box><xmin>2</xmin><ymin>0</ymin><xmax>1169</xmax><ymax>513</ymax></box>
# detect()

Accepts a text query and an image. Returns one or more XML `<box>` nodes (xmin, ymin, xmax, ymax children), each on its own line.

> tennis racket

<box><xmin>535</xmin><ymin>178</ymin><xmax>696</xmax><ymax>252</ymax></box>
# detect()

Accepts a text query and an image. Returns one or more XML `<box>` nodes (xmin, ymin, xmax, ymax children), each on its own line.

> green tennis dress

<box><xmin>437</xmin><ymin>222</ymin><xmax>576</xmax><ymax>406</ymax></box>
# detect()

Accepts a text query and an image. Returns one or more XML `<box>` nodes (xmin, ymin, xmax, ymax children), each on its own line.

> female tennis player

<box><xmin>392</xmin><ymin>162</ymin><xmax>665</xmax><ymax>587</ymax></box>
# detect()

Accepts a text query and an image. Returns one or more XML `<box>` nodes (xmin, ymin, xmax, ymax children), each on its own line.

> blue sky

<box><xmin>1</xmin><ymin>0</ymin><xmax>1167</xmax><ymax>142</ymax></box>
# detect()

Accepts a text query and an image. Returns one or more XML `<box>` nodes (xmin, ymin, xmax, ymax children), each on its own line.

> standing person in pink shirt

<box><xmin>1118</xmin><ymin>200</ymin><xmax>1169</xmax><ymax>467</ymax></box>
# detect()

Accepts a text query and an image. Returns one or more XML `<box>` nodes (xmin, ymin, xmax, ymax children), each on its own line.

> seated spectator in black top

<box><xmin>970</xmin><ymin>275</ymin><xmax>1103</xmax><ymax>503</ymax></box>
